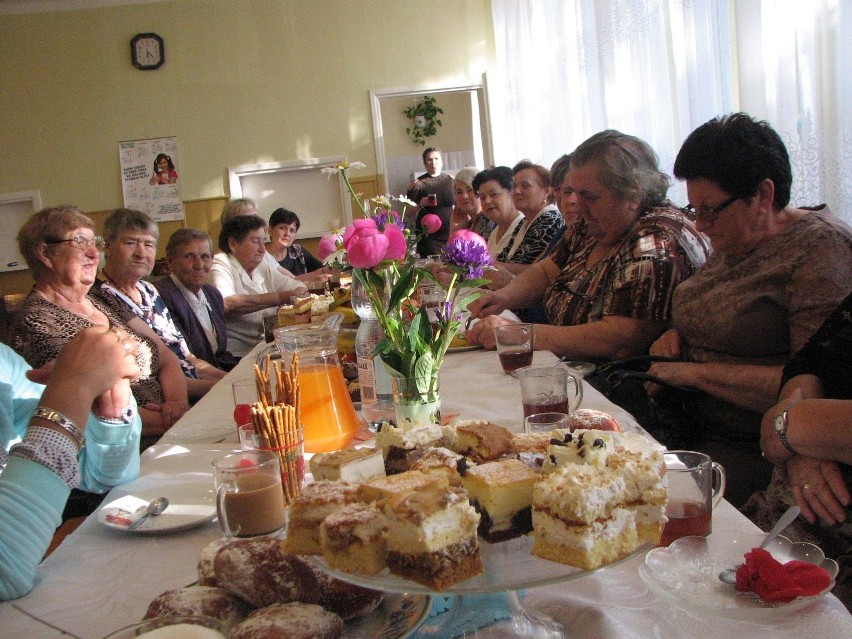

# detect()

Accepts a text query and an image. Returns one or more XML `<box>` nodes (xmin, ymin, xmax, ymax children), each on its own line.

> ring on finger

<box><xmin>802</xmin><ymin>483</ymin><xmax>812</xmax><ymax>491</ymax></box>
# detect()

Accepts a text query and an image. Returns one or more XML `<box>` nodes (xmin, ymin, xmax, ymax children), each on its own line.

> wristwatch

<box><xmin>773</xmin><ymin>406</ymin><xmax>797</xmax><ymax>454</ymax></box>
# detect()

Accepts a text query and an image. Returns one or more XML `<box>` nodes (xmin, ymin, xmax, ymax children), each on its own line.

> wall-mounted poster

<box><xmin>119</xmin><ymin>136</ymin><xmax>185</xmax><ymax>222</ymax></box>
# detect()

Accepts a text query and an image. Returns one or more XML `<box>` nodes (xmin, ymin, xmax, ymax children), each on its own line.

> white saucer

<box><xmin>98</xmin><ymin>480</ymin><xmax>216</xmax><ymax>534</ymax></box>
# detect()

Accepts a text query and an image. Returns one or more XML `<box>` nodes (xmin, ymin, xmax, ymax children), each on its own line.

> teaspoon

<box><xmin>718</xmin><ymin>505</ymin><xmax>800</xmax><ymax>584</ymax></box>
<box><xmin>128</xmin><ymin>496</ymin><xmax>169</xmax><ymax>531</ymax></box>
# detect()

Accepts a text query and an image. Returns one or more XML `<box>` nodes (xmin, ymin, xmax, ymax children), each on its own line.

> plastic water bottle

<box><xmin>352</xmin><ymin>280</ymin><xmax>395</xmax><ymax>427</ymax></box>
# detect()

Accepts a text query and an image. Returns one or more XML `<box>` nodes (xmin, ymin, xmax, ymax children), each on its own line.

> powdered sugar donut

<box><xmin>230</xmin><ymin>602</ymin><xmax>343</xmax><ymax>639</ymax></box>
<box><xmin>213</xmin><ymin>537</ymin><xmax>319</xmax><ymax>607</ymax></box>
<box><xmin>565</xmin><ymin>409</ymin><xmax>621</xmax><ymax>432</ymax></box>
<box><xmin>144</xmin><ymin>585</ymin><xmax>250</xmax><ymax>629</ymax></box>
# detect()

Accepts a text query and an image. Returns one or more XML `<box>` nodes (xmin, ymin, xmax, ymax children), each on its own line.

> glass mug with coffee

<box><xmin>212</xmin><ymin>450</ymin><xmax>287</xmax><ymax>537</ymax></box>
<box><xmin>516</xmin><ymin>365</ymin><xmax>583</xmax><ymax>418</ymax></box>
<box><xmin>659</xmin><ymin>450</ymin><xmax>726</xmax><ymax>546</ymax></box>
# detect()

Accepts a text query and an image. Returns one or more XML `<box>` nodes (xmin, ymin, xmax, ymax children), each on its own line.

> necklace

<box><xmin>36</xmin><ymin>286</ymin><xmax>101</xmax><ymax>323</ymax></box>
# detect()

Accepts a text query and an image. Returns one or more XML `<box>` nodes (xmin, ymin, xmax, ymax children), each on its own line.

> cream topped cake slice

<box><xmin>408</xmin><ymin>446</ymin><xmax>471</xmax><ymax>485</ymax></box>
<box><xmin>381</xmin><ymin>482</ymin><xmax>483</xmax><ymax>590</ymax></box>
<box><xmin>309</xmin><ymin>447</ymin><xmax>385</xmax><ymax>483</ymax></box>
<box><xmin>531</xmin><ymin>463</ymin><xmax>638</xmax><ymax>570</ymax></box>
<box><xmin>542</xmin><ymin>429</ymin><xmax>618</xmax><ymax>472</ymax></box>
<box><xmin>374</xmin><ymin>422</ymin><xmax>443</xmax><ymax>474</ymax></box>
<box><xmin>461</xmin><ymin>458</ymin><xmax>538</xmax><ymax>542</ymax></box>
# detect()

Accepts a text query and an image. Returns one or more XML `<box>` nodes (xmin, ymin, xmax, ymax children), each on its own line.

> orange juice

<box><xmin>298</xmin><ymin>363</ymin><xmax>360</xmax><ymax>452</ymax></box>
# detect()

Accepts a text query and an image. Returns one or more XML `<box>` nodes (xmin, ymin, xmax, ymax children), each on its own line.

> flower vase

<box><xmin>391</xmin><ymin>374</ymin><xmax>441</xmax><ymax>429</ymax></box>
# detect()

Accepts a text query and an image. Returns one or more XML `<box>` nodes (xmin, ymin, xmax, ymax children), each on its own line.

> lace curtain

<box><xmin>490</xmin><ymin>0</ymin><xmax>850</xmax><ymax>219</ymax></box>
<box><xmin>735</xmin><ymin>0</ymin><xmax>851</xmax><ymax>220</ymax></box>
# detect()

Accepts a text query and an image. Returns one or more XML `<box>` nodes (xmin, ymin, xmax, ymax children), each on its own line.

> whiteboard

<box><xmin>228</xmin><ymin>157</ymin><xmax>353</xmax><ymax>237</ymax></box>
<box><xmin>0</xmin><ymin>190</ymin><xmax>42</xmax><ymax>272</ymax></box>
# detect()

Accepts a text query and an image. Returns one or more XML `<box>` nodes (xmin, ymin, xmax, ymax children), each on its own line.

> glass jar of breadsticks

<box><xmin>245</xmin><ymin>354</ymin><xmax>305</xmax><ymax>504</ymax></box>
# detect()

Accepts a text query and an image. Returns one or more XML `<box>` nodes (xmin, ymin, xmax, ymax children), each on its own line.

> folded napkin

<box><xmin>735</xmin><ymin>547</ymin><xmax>832</xmax><ymax>603</ymax></box>
<box><xmin>419</xmin><ymin>592</ymin><xmax>519</xmax><ymax>638</ymax></box>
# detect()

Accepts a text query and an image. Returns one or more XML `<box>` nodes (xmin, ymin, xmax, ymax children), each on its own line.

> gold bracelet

<box><xmin>32</xmin><ymin>406</ymin><xmax>85</xmax><ymax>449</ymax></box>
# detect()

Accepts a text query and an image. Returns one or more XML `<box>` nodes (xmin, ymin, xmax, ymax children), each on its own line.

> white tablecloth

<box><xmin>2</xmin><ymin>344</ymin><xmax>850</xmax><ymax>639</ymax></box>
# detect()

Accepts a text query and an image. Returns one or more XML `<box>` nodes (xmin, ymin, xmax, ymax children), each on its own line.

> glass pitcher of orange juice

<box><xmin>265</xmin><ymin>313</ymin><xmax>360</xmax><ymax>453</ymax></box>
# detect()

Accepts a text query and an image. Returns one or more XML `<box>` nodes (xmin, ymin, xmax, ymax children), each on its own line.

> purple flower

<box><xmin>434</xmin><ymin>300</ymin><xmax>459</xmax><ymax>325</ymax></box>
<box><xmin>372</xmin><ymin>210</ymin><xmax>405</xmax><ymax>231</ymax></box>
<box><xmin>442</xmin><ymin>238</ymin><xmax>493</xmax><ymax>280</ymax></box>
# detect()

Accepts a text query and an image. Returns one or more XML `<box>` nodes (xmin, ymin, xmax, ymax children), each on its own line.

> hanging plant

<box><xmin>403</xmin><ymin>95</ymin><xmax>444</xmax><ymax>146</ymax></box>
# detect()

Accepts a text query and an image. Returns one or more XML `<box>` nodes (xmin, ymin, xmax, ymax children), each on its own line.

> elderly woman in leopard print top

<box><xmin>13</xmin><ymin>206</ymin><xmax>189</xmax><ymax>443</ymax></box>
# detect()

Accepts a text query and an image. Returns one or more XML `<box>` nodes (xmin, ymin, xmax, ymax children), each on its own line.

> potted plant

<box><xmin>403</xmin><ymin>95</ymin><xmax>444</xmax><ymax>146</ymax></box>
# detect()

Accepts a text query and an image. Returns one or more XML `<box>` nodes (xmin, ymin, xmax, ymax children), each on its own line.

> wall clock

<box><xmin>131</xmin><ymin>33</ymin><xmax>165</xmax><ymax>70</ymax></box>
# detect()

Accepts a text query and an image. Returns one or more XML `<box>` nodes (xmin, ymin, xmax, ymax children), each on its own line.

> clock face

<box><xmin>131</xmin><ymin>33</ymin><xmax>164</xmax><ymax>70</ymax></box>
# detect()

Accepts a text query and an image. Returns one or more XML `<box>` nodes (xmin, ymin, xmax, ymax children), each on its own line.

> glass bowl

<box><xmin>100</xmin><ymin>615</ymin><xmax>227</xmax><ymax>638</ymax></box>
<box><xmin>639</xmin><ymin>530</ymin><xmax>838</xmax><ymax>620</ymax></box>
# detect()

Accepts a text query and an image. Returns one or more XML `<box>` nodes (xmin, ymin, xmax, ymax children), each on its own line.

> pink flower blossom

<box><xmin>421</xmin><ymin>213</ymin><xmax>442</xmax><ymax>234</ymax></box>
<box><xmin>317</xmin><ymin>234</ymin><xmax>340</xmax><ymax>260</ymax></box>
<box><xmin>343</xmin><ymin>223</ymin><xmax>389</xmax><ymax>269</ymax></box>
<box><xmin>448</xmin><ymin>229</ymin><xmax>487</xmax><ymax>249</ymax></box>
<box><xmin>342</xmin><ymin>218</ymin><xmax>378</xmax><ymax>246</ymax></box>
<box><xmin>383</xmin><ymin>223</ymin><xmax>408</xmax><ymax>261</ymax></box>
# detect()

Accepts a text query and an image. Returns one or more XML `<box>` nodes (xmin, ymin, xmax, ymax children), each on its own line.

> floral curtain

<box><xmin>489</xmin><ymin>0</ymin><xmax>850</xmax><ymax>219</ymax></box>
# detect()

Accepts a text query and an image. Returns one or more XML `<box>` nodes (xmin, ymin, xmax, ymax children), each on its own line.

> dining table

<box><xmin>2</xmin><ymin>341</ymin><xmax>850</xmax><ymax>639</ymax></box>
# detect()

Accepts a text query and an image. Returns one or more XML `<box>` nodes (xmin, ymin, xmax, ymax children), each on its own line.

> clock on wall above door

<box><xmin>130</xmin><ymin>33</ymin><xmax>164</xmax><ymax>70</ymax></box>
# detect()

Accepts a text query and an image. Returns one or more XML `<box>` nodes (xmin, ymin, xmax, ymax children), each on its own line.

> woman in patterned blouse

<box><xmin>468</xmin><ymin>130</ymin><xmax>708</xmax><ymax>360</ymax></box>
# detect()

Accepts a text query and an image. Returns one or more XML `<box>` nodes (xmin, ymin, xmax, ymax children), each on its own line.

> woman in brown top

<box><xmin>13</xmin><ymin>206</ymin><xmax>189</xmax><ymax>442</ymax></box>
<box><xmin>468</xmin><ymin>130</ymin><xmax>708</xmax><ymax>360</ymax></box>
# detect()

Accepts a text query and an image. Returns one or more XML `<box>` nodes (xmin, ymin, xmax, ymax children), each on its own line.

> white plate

<box><xmin>98</xmin><ymin>480</ymin><xmax>216</xmax><ymax>534</ymax></box>
<box><xmin>639</xmin><ymin>530</ymin><xmax>838</xmax><ymax>620</ymax></box>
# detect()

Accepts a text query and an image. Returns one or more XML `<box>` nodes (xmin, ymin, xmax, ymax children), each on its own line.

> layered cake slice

<box><xmin>606</xmin><ymin>451</ymin><xmax>667</xmax><ymax>545</ymax></box>
<box><xmin>461</xmin><ymin>458</ymin><xmax>538</xmax><ymax>542</ymax></box>
<box><xmin>408</xmin><ymin>446</ymin><xmax>471</xmax><ymax>486</ymax></box>
<box><xmin>309</xmin><ymin>447</ymin><xmax>386</xmax><ymax>483</ymax></box>
<box><xmin>375</xmin><ymin>422</ymin><xmax>443</xmax><ymax>474</ymax></box>
<box><xmin>381</xmin><ymin>482</ymin><xmax>483</xmax><ymax>590</ymax></box>
<box><xmin>283</xmin><ymin>480</ymin><xmax>361</xmax><ymax>555</ymax></box>
<box><xmin>531</xmin><ymin>463</ymin><xmax>638</xmax><ymax>570</ymax></box>
<box><xmin>357</xmin><ymin>470</ymin><xmax>447</xmax><ymax>505</ymax></box>
<box><xmin>319</xmin><ymin>502</ymin><xmax>388</xmax><ymax>575</ymax></box>
<box><xmin>452</xmin><ymin>420</ymin><xmax>514</xmax><ymax>463</ymax></box>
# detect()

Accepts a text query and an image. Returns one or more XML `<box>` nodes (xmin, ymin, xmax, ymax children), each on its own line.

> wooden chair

<box><xmin>0</xmin><ymin>293</ymin><xmax>26</xmax><ymax>345</ymax></box>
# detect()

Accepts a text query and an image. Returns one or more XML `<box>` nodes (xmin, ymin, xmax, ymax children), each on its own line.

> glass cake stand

<box><xmin>313</xmin><ymin>534</ymin><xmax>651</xmax><ymax>638</ymax></box>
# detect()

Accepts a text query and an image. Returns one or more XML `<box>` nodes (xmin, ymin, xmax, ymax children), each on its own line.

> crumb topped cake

<box><xmin>284</xmin><ymin>480</ymin><xmax>361</xmax><ymax>555</ymax></box>
<box><xmin>452</xmin><ymin>420</ymin><xmax>514</xmax><ymax>463</ymax></box>
<box><xmin>309</xmin><ymin>447</ymin><xmax>385</xmax><ymax>483</ymax></box>
<box><xmin>358</xmin><ymin>469</ymin><xmax>447</xmax><ymax>505</ymax></box>
<box><xmin>381</xmin><ymin>482</ymin><xmax>483</xmax><ymax>590</ymax></box>
<box><xmin>461</xmin><ymin>458</ymin><xmax>538</xmax><ymax>542</ymax></box>
<box><xmin>409</xmin><ymin>446</ymin><xmax>471</xmax><ymax>485</ymax></box>
<box><xmin>319</xmin><ymin>502</ymin><xmax>388</xmax><ymax>575</ymax></box>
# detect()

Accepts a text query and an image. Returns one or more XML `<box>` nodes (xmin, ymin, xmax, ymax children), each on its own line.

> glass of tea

<box><xmin>494</xmin><ymin>322</ymin><xmax>535</xmax><ymax>374</ymax></box>
<box><xmin>516</xmin><ymin>365</ymin><xmax>583</xmax><ymax>418</ymax></box>
<box><xmin>659</xmin><ymin>450</ymin><xmax>726</xmax><ymax>546</ymax></box>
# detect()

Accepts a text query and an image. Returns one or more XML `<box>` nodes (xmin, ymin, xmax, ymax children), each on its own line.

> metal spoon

<box><xmin>128</xmin><ymin>496</ymin><xmax>169</xmax><ymax>531</ymax></box>
<box><xmin>718</xmin><ymin>505</ymin><xmax>801</xmax><ymax>584</ymax></box>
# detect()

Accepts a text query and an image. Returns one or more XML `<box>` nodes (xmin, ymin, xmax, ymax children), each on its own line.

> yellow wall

<box><xmin>0</xmin><ymin>0</ymin><xmax>493</xmax><ymax>295</ymax></box>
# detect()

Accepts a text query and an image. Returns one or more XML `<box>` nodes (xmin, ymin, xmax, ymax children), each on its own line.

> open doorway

<box><xmin>369</xmin><ymin>77</ymin><xmax>493</xmax><ymax>201</ymax></box>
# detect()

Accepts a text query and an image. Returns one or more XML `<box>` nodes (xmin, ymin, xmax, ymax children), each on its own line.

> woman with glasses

<box><xmin>13</xmin><ymin>206</ymin><xmax>190</xmax><ymax>449</ymax></box>
<box><xmin>645</xmin><ymin>113</ymin><xmax>852</xmax><ymax>506</ymax></box>
<box><xmin>468</xmin><ymin>131</ymin><xmax>708</xmax><ymax>361</ymax></box>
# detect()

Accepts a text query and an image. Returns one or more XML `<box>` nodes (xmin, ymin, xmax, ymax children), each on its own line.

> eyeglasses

<box><xmin>684</xmin><ymin>194</ymin><xmax>739</xmax><ymax>224</ymax></box>
<box><xmin>45</xmin><ymin>234</ymin><xmax>105</xmax><ymax>251</ymax></box>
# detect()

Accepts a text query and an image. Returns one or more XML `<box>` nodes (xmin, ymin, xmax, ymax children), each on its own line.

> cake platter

<box><xmin>313</xmin><ymin>536</ymin><xmax>651</xmax><ymax>638</ymax></box>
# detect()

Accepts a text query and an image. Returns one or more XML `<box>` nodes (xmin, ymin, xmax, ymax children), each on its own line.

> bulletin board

<box><xmin>227</xmin><ymin>157</ymin><xmax>353</xmax><ymax>238</ymax></box>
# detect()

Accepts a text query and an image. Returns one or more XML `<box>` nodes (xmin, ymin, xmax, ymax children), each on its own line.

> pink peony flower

<box><xmin>342</xmin><ymin>218</ymin><xmax>378</xmax><ymax>246</ymax></box>
<box><xmin>344</xmin><ymin>223</ymin><xmax>389</xmax><ymax>269</ymax></box>
<box><xmin>448</xmin><ymin>229</ymin><xmax>487</xmax><ymax>249</ymax></box>
<box><xmin>317</xmin><ymin>234</ymin><xmax>340</xmax><ymax>260</ymax></box>
<box><xmin>383</xmin><ymin>223</ymin><xmax>408</xmax><ymax>261</ymax></box>
<box><xmin>421</xmin><ymin>213</ymin><xmax>442</xmax><ymax>234</ymax></box>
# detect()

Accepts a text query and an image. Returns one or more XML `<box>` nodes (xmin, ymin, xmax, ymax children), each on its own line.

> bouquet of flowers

<box><xmin>318</xmin><ymin>161</ymin><xmax>492</xmax><ymax>401</ymax></box>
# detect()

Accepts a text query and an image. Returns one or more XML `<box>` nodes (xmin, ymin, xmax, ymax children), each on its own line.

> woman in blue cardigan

<box><xmin>0</xmin><ymin>326</ymin><xmax>142</xmax><ymax>600</ymax></box>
